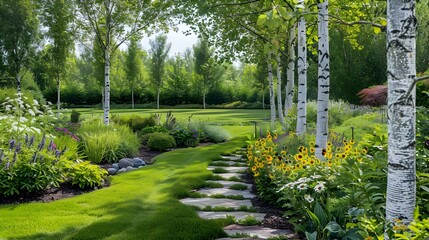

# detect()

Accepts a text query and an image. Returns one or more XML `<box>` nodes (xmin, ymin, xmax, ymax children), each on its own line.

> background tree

<box><xmin>149</xmin><ymin>34</ymin><xmax>171</xmax><ymax>109</ymax></box>
<box><xmin>125</xmin><ymin>36</ymin><xmax>142</xmax><ymax>109</ymax></box>
<box><xmin>0</xmin><ymin>0</ymin><xmax>39</xmax><ymax>98</ymax></box>
<box><xmin>39</xmin><ymin>0</ymin><xmax>74</xmax><ymax>118</ymax></box>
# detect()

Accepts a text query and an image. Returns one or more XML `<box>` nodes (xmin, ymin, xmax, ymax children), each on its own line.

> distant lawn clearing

<box><xmin>70</xmin><ymin>108</ymin><xmax>270</xmax><ymax>123</ymax></box>
<box><xmin>0</xmin><ymin>127</ymin><xmax>252</xmax><ymax>240</ymax></box>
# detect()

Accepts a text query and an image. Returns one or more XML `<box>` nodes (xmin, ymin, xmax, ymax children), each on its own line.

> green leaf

<box><xmin>373</xmin><ymin>26</ymin><xmax>381</xmax><ymax>34</ymax></box>
<box><xmin>278</xmin><ymin>6</ymin><xmax>287</xmax><ymax>17</ymax></box>
<box><xmin>257</xmin><ymin>14</ymin><xmax>267</xmax><ymax>26</ymax></box>
<box><xmin>325</xmin><ymin>221</ymin><xmax>342</xmax><ymax>233</ymax></box>
<box><xmin>305</xmin><ymin>231</ymin><xmax>317</xmax><ymax>240</ymax></box>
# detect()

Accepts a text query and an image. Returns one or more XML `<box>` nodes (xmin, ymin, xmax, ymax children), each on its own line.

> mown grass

<box><xmin>70</xmin><ymin>108</ymin><xmax>270</xmax><ymax>124</ymax></box>
<box><xmin>0</xmin><ymin>127</ymin><xmax>254</xmax><ymax>240</ymax></box>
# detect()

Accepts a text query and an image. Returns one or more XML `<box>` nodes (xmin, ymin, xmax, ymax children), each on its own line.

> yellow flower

<box><xmin>309</xmin><ymin>159</ymin><xmax>315</xmax><ymax>165</ymax></box>
<box><xmin>281</xmin><ymin>150</ymin><xmax>286</xmax><ymax>155</ymax></box>
<box><xmin>251</xmin><ymin>166</ymin><xmax>257</xmax><ymax>172</ymax></box>
<box><xmin>254</xmin><ymin>171</ymin><xmax>260</xmax><ymax>177</ymax></box>
<box><xmin>266</xmin><ymin>155</ymin><xmax>273</xmax><ymax>161</ymax></box>
<box><xmin>310</xmin><ymin>147</ymin><xmax>315</xmax><ymax>153</ymax></box>
<box><xmin>362</xmin><ymin>149</ymin><xmax>368</xmax><ymax>154</ymax></box>
<box><xmin>350</xmin><ymin>140</ymin><xmax>355</xmax><ymax>145</ymax></box>
<box><xmin>327</xmin><ymin>142</ymin><xmax>332</xmax><ymax>147</ymax></box>
<box><xmin>269</xmin><ymin>174</ymin><xmax>274</xmax><ymax>179</ymax></box>
<box><xmin>284</xmin><ymin>166</ymin><xmax>291</xmax><ymax>172</ymax></box>
<box><xmin>255</xmin><ymin>142</ymin><xmax>260</xmax><ymax>146</ymax></box>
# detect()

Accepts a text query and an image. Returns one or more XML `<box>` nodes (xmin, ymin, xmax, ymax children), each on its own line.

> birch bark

<box><xmin>296</xmin><ymin>16</ymin><xmax>307</xmax><ymax>136</ymax></box>
<box><xmin>267</xmin><ymin>53</ymin><xmax>276</xmax><ymax>126</ymax></box>
<box><xmin>284</xmin><ymin>24</ymin><xmax>296</xmax><ymax>117</ymax></box>
<box><xmin>315</xmin><ymin>0</ymin><xmax>330</xmax><ymax>159</ymax></box>
<box><xmin>276</xmin><ymin>53</ymin><xmax>285</xmax><ymax>125</ymax></box>
<box><xmin>385</xmin><ymin>0</ymin><xmax>417</xmax><ymax>227</ymax></box>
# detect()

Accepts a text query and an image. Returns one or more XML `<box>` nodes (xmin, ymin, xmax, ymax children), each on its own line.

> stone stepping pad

<box><xmin>220</xmin><ymin>155</ymin><xmax>243</xmax><ymax>161</ymax></box>
<box><xmin>180</xmin><ymin>198</ymin><xmax>252</xmax><ymax>209</ymax></box>
<box><xmin>197</xmin><ymin>211</ymin><xmax>265</xmax><ymax>221</ymax></box>
<box><xmin>207</xmin><ymin>166</ymin><xmax>248</xmax><ymax>173</ymax></box>
<box><xmin>223</xmin><ymin>224</ymin><xmax>299</xmax><ymax>239</ymax></box>
<box><xmin>206</xmin><ymin>180</ymin><xmax>252</xmax><ymax>190</ymax></box>
<box><xmin>209</xmin><ymin>161</ymin><xmax>247</xmax><ymax>167</ymax></box>
<box><xmin>196</xmin><ymin>188</ymin><xmax>256</xmax><ymax>199</ymax></box>
<box><xmin>214</xmin><ymin>173</ymin><xmax>246</xmax><ymax>180</ymax></box>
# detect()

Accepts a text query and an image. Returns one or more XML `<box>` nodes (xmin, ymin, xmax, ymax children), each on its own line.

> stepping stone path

<box><xmin>179</xmin><ymin>149</ymin><xmax>299</xmax><ymax>239</ymax></box>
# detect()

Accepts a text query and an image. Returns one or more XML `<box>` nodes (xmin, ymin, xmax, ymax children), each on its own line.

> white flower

<box><xmin>314</xmin><ymin>182</ymin><xmax>326</xmax><ymax>193</ymax></box>
<box><xmin>311</xmin><ymin>175</ymin><xmax>322</xmax><ymax>179</ymax></box>
<box><xmin>297</xmin><ymin>183</ymin><xmax>308</xmax><ymax>191</ymax></box>
<box><xmin>28</xmin><ymin>109</ymin><xmax>35</xmax><ymax>116</ymax></box>
<box><xmin>304</xmin><ymin>194</ymin><xmax>314</xmax><ymax>203</ymax></box>
<box><xmin>296</xmin><ymin>177</ymin><xmax>310</xmax><ymax>184</ymax></box>
<box><xmin>33</xmin><ymin>99</ymin><xmax>39</xmax><ymax>106</ymax></box>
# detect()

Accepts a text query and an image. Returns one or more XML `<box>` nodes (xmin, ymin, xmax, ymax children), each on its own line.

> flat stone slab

<box><xmin>206</xmin><ymin>180</ymin><xmax>252</xmax><ymax>190</ymax></box>
<box><xmin>214</xmin><ymin>173</ymin><xmax>246</xmax><ymax>180</ymax></box>
<box><xmin>180</xmin><ymin>198</ymin><xmax>252</xmax><ymax>209</ymax></box>
<box><xmin>223</xmin><ymin>224</ymin><xmax>299</xmax><ymax>239</ymax></box>
<box><xmin>210</xmin><ymin>161</ymin><xmax>247</xmax><ymax>166</ymax></box>
<box><xmin>196</xmin><ymin>188</ymin><xmax>256</xmax><ymax>199</ymax></box>
<box><xmin>208</xmin><ymin>166</ymin><xmax>248</xmax><ymax>173</ymax></box>
<box><xmin>197</xmin><ymin>211</ymin><xmax>265</xmax><ymax>221</ymax></box>
<box><xmin>221</xmin><ymin>155</ymin><xmax>243</xmax><ymax>161</ymax></box>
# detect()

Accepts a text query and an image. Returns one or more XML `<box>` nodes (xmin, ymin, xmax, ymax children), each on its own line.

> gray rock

<box><xmin>111</xmin><ymin>163</ymin><xmax>119</xmax><ymax>170</ymax></box>
<box><xmin>107</xmin><ymin>168</ymin><xmax>117</xmax><ymax>175</ymax></box>
<box><xmin>118</xmin><ymin>158</ymin><xmax>133</xmax><ymax>169</ymax></box>
<box><xmin>131</xmin><ymin>158</ymin><xmax>145</xmax><ymax>167</ymax></box>
<box><xmin>118</xmin><ymin>168</ymin><xmax>127</xmax><ymax>173</ymax></box>
<box><xmin>126</xmin><ymin>166</ymin><xmax>135</xmax><ymax>171</ymax></box>
<box><xmin>138</xmin><ymin>166</ymin><xmax>144</xmax><ymax>169</ymax></box>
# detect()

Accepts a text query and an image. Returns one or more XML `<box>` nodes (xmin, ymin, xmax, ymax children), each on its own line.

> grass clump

<box><xmin>229</xmin><ymin>184</ymin><xmax>249</xmax><ymax>190</ymax></box>
<box><xmin>201</xmin><ymin>181</ymin><xmax>224</xmax><ymax>188</ymax></box>
<box><xmin>238</xmin><ymin>216</ymin><xmax>261</xmax><ymax>226</ymax></box>
<box><xmin>212</xmin><ymin>168</ymin><xmax>229</xmax><ymax>173</ymax></box>
<box><xmin>209</xmin><ymin>162</ymin><xmax>230</xmax><ymax>167</ymax></box>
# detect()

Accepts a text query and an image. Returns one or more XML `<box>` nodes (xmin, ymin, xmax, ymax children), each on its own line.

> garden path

<box><xmin>180</xmin><ymin>150</ymin><xmax>300</xmax><ymax>239</ymax></box>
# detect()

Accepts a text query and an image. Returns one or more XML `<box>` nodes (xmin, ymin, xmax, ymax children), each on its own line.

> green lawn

<box><xmin>71</xmin><ymin>108</ymin><xmax>270</xmax><ymax>123</ymax></box>
<box><xmin>0</xmin><ymin>127</ymin><xmax>253</xmax><ymax>240</ymax></box>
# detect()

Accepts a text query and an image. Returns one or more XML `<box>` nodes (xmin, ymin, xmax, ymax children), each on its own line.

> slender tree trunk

<box><xmin>131</xmin><ymin>87</ymin><xmax>135</xmax><ymax>109</ymax></box>
<box><xmin>315</xmin><ymin>0</ymin><xmax>330</xmax><ymax>159</ymax></box>
<box><xmin>276</xmin><ymin>53</ymin><xmax>285</xmax><ymax>125</ymax></box>
<box><xmin>203</xmin><ymin>79</ymin><xmax>206</xmax><ymax>109</ymax></box>
<box><xmin>157</xmin><ymin>85</ymin><xmax>160</xmax><ymax>109</ymax></box>
<box><xmin>285</xmin><ymin>24</ymin><xmax>296</xmax><ymax>117</ymax></box>
<box><xmin>104</xmin><ymin>48</ymin><xmax>111</xmax><ymax>125</ymax></box>
<box><xmin>296</xmin><ymin>16</ymin><xmax>307</xmax><ymax>136</ymax></box>
<box><xmin>267</xmin><ymin>53</ymin><xmax>276</xmax><ymax>126</ymax></box>
<box><xmin>385</xmin><ymin>0</ymin><xmax>417</xmax><ymax>227</ymax></box>
<box><xmin>57</xmin><ymin>78</ymin><xmax>61</xmax><ymax>119</ymax></box>
<box><xmin>262</xmin><ymin>88</ymin><xmax>265</xmax><ymax>109</ymax></box>
<box><xmin>16</xmin><ymin>72</ymin><xmax>22</xmax><ymax>99</ymax></box>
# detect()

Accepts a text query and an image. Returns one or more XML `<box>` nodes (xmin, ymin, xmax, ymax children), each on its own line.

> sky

<box><xmin>140</xmin><ymin>25</ymin><xmax>199</xmax><ymax>57</ymax></box>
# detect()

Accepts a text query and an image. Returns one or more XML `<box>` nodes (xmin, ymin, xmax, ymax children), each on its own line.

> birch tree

<box><xmin>385</xmin><ymin>0</ymin><xmax>417</xmax><ymax>227</ymax></box>
<box><xmin>267</xmin><ymin>53</ymin><xmax>277</xmax><ymax>126</ymax></box>
<box><xmin>284</xmin><ymin>24</ymin><xmax>296</xmax><ymax>118</ymax></box>
<box><xmin>315</xmin><ymin>0</ymin><xmax>330</xmax><ymax>159</ymax></box>
<box><xmin>276</xmin><ymin>53</ymin><xmax>285</xmax><ymax>126</ymax></box>
<box><xmin>296</xmin><ymin>1</ymin><xmax>307</xmax><ymax>136</ymax></box>
<box><xmin>75</xmin><ymin>0</ymin><xmax>172</xmax><ymax>125</ymax></box>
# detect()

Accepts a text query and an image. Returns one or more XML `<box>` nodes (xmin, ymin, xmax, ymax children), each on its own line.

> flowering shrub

<box><xmin>170</xmin><ymin>127</ymin><xmax>199</xmax><ymax>147</ymax></box>
<box><xmin>246</xmin><ymin>132</ymin><xmax>387</xmax><ymax>238</ymax></box>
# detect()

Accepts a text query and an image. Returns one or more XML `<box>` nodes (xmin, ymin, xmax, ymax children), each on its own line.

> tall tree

<box><xmin>276</xmin><ymin>53</ymin><xmax>285</xmax><ymax>126</ymax></box>
<box><xmin>267</xmin><ymin>52</ymin><xmax>277</xmax><ymax>125</ymax></box>
<box><xmin>284</xmin><ymin>23</ymin><xmax>296</xmax><ymax>118</ymax></box>
<box><xmin>315</xmin><ymin>0</ymin><xmax>331</xmax><ymax>159</ymax></box>
<box><xmin>125</xmin><ymin>36</ymin><xmax>142</xmax><ymax>109</ymax></box>
<box><xmin>296</xmin><ymin>1</ymin><xmax>308</xmax><ymax>136</ymax></box>
<box><xmin>149</xmin><ymin>34</ymin><xmax>171</xmax><ymax>109</ymax></box>
<box><xmin>75</xmin><ymin>0</ymin><xmax>172</xmax><ymax>124</ymax></box>
<box><xmin>39</xmin><ymin>0</ymin><xmax>74</xmax><ymax>118</ymax></box>
<box><xmin>0</xmin><ymin>0</ymin><xmax>39</xmax><ymax>98</ymax></box>
<box><xmin>385</xmin><ymin>0</ymin><xmax>417</xmax><ymax>227</ymax></box>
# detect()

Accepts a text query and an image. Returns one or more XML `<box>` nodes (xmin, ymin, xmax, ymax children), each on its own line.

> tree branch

<box><xmin>210</xmin><ymin>0</ymin><xmax>261</xmax><ymax>8</ymax></box>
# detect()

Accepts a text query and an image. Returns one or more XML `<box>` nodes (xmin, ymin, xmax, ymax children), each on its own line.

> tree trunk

<box><xmin>285</xmin><ymin>24</ymin><xmax>296</xmax><ymax>117</ymax></box>
<box><xmin>157</xmin><ymin>85</ymin><xmax>160</xmax><ymax>109</ymax></box>
<box><xmin>131</xmin><ymin>87</ymin><xmax>135</xmax><ymax>109</ymax></box>
<box><xmin>262</xmin><ymin>88</ymin><xmax>265</xmax><ymax>109</ymax></box>
<box><xmin>276</xmin><ymin>53</ymin><xmax>285</xmax><ymax>126</ymax></box>
<box><xmin>57</xmin><ymin>78</ymin><xmax>61</xmax><ymax>119</ymax></box>
<box><xmin>315</xmin><ymin>0</ymin><xmax>330</xmax><ymax>159</ymax></box>
<box><xmin>203</xmin><ymin>78</ymin><xmax>206</xmax><ymax>109</ymax></box>
<box><xmin>267</xmin><ymin>53</ymin><xmax>276</xmax><ymax>126</ymax></box>
<box><xmin>104</xmin><ymin>48</ymin><xmax>111</xmax><ymax>125</ymax></box>
<box><xmin>296</xmin><ymin>16</ymin><xmax>307</xmax><ymax>136</ymax></box>
<box><xmin>16</xmin><ymin>72</ymin><xmax>22</xmax><ymax>99</ymax></box>
<box><xmin>385</xmin><ymin>0</ymin><xmax>417</xmax><ymax>227</ymax></box>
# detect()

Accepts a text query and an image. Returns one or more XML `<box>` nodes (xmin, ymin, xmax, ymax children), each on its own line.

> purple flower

<box><xmin>425</xmin><ymin>140</ymin><xmax>429</xmax><ymax>150</ymax></box>
<box><xmin>15</xmin><ymin>142</ymin><xmax>22</xmax><ymax>153</ymax></box>
<box><xmin>9</xmin><ymin>139</ymin><xmax>15</xmax><ymax>150</ymax></box>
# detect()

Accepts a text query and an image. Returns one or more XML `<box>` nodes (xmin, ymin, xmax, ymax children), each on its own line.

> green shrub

<box><xmin>78</xmin><ymin>120</ymin><xmax>139</xmax><ymax>163</ymax></box>
<box><xmin>170</xmin><ymin>127</ymin><xmax>199</xmax><ymax>147</ymax></box>
<box><xmin>70</xmin><ymin>110</ymin><xmax>81</xmax><ymax>123</ymax></box>
<box><xmin>147</xmin><ymin>132</ymin><xmax>176</xmax><ymax>151</ymax></box>
<box><xmin>64</xmin><ymin>160</ymin><xmax>108</xmax><ymax>189</ymax></box>
<box><xmin>130</xmin><ymin>115</ymin><xmax>156</xmax><ymax>131</ymax></box>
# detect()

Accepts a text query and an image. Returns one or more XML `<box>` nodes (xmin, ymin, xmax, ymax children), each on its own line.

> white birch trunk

<box><xmin>267</xmin><ymin>53</ymin><xmax>276</xmax><ymax>126</ymax></box>
<box><xmin>315</xmin><ymin>0</ymin><xmax>330</xmax><ymax>159</ymax></box>
<box><xmin>385</xmin><ymin>0</ymin><xmax>417</xmax><ymax>227</ymax></box>
<box><xmin>16</xmin><ymin>72</ymin><xmax>22</xmax><ymax>100</ymax></box>
<box><xmin>276</xmin><ymin>53</ymin><xmax>285</xmax><ymax>125</ymax></box>
<box><xmin>103</xmin><ymin>48</ymin><xmax>111</xmax><ymax>125</ymax></box>
<box><xmin>296</xmin><ymin>16</ymin><xmax>307</xmax><ymax>136</ymax></box>
<box><xmin>284</xmin><ymin>24</ymin><xmax>296</xmax><ymax>117</ymax></box>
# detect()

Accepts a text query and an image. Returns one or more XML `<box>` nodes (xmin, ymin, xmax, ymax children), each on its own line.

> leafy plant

<box><xmin>70</xmin><ymin>110</ymin><xmax>81</xmax><ymax>123</ymax></box>
<box><xmin>147</xmin><ymin>132</ymin><xmax>176</xmax><ymax>151</ymax></box>
<box><xmin>64</xmin><ymin>160</ymin><xmax>108</xmax><ymax>189</ymax></box>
